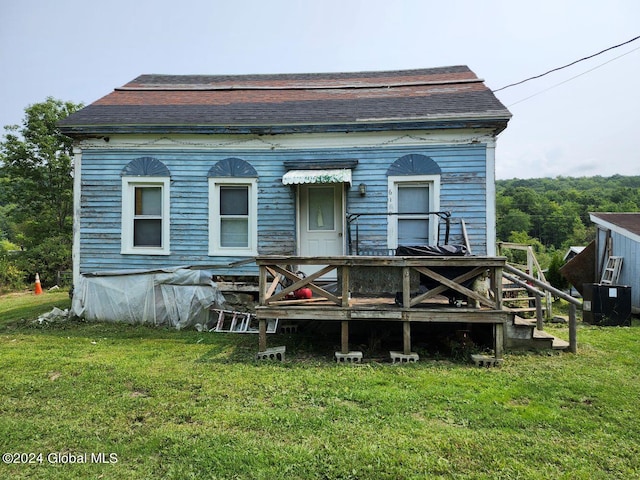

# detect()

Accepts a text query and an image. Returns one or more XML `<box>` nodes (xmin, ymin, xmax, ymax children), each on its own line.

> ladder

<box><xmin>600</xmin><ymin>256</ymin><xmax>623</xmax><ymax>285</ymax></box>
<box><xmin>211</xmin><ymin>309</ymin><xmax>278</xmax><ymax>334</ymax></box>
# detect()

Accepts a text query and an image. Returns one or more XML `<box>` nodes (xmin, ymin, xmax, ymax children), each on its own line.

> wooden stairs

<box><xmin>502</xmin><ymin>277</ymin><xmax>570</xmax><ymax>351</ymax></box>
<box><xmin>506</xmin><ymin>315</ymin><xmax>570</xmax><ymax>351</ymax></box>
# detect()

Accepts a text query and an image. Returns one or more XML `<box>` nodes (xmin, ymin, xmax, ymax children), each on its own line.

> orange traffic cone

<box><xmin>34</xmin><ymin>273</ymin><xmax>43</xmax><ymax>295</ymax></box>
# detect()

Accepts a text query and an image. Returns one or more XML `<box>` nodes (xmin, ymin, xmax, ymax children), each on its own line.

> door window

<box><xmin>307</xmin><ymin>186</ymin><xmax>335</xmax><ymax>231</ymax></box>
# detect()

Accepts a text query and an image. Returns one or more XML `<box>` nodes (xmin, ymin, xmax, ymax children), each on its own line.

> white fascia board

<box><xmin>486</xmin><ymin>139</ymin><xmax>497</xmax><ymax>255</ymax></box>
<box><xmin>589</xmin><ymin>214</ymin><xmax>640</xmax><ymax>244</ymax></box>
<box><xmin>78</xmin><ymin>129</ymin><xmax>498</xmax><ymax>151</ymax></box>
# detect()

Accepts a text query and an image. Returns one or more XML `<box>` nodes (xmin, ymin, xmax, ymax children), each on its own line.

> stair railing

<box><xmin>498</xmin><ymin>242</ymin><xmax>553</xmax><ymax>317</ymax></box>
<box><xmin>504</xmin><ymin>264</ymin><xmax>580</xmax><ymax>353</ymax></box>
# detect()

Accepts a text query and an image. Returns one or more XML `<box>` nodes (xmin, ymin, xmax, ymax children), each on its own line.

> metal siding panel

<box><xmin>612</xmin><ymin>232</ymin><xmax>640</xmax><ymax>309</ymax></box>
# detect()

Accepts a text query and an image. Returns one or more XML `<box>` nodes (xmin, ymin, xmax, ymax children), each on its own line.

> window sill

<box><xmin>121</xmin><ymin>248</ymin><xmax>171</xmax><ymax>256</ymax></box>
<box><xmin>208</xmin><ymin>250</ymin><xmax>258</xmax><ymax>257</ymax></box>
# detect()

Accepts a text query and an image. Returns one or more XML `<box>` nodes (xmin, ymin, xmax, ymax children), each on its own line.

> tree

<box><xmin>497</xmin><ymin>209</ymin><xmax>531</xmax><ymax>241</ymax></box>
<box><xmin>496</xmin><ymin>175</ymin><xmax>640</xmax><ymax>251</ymax></box>
<box><xmin>0</xmin><ymin>97</ymin><xmax>83</xmax><ymax>286</ymax></box>
<box><xmin>546</xmin><ymin>251</ymin><xmax>569</xmax><ymax>291</ymax></box>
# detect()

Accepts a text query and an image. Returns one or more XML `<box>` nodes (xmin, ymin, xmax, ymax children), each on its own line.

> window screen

<box><xmin>220</xmin><ymin>186</ymin><xmax>249</xmax><ymax>247</ymax></box>
<box><xmin>398</xmin><ymin>185</ymin><xmax>429</xmax><ymax>246</ymax></box>
<box><xmin>133</xmin><ymin>186</ymin><xmax>162</xmax><ymax>247</ymax></box>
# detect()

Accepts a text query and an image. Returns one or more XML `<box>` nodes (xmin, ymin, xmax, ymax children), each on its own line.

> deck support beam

<box><xmin>341</xmin><ymin>321</ymin><xmax>349</xmax><ymax>354</ymax></box>
<box><xmin>259</xmin><ymin>319</ymin><xmax>267</xmax><ymax>352</ymax></box>
<box><xmin>495</xmin><ymin>322</ymin><xmax>504</xmax><ymax>359</ymax></box>
<box><xmin>403</xmin><ymin>321</ymin><xmax>411</xmax><ymax>355</ymax></box>
<box><xmin>402</xmin><ymin>267</ymin><xmax>411</xmax><ymax>308</ymax></box>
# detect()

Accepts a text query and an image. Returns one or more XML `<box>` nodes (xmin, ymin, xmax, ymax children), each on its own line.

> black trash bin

<box><xmin>582</xmin><ymin>283</ymin><xmax>632</xmax><ymax>326</ymax></box>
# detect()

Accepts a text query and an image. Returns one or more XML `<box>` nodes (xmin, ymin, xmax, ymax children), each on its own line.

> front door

<box><xmin>298</xmin><ymin>184</ymin><xmax>344</xmax><ymax>277</ymax></box>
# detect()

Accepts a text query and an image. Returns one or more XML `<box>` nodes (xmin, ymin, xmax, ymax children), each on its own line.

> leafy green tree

<box><xmin>496</xmin><ymin>175</ymin><xmax>640</xmax><ymax>252</ymax></box>
<box><xmin>0</xmin><ymin>97</ymin><xmax>83</xmax><ymax>286</ymax></box>
<box><xmin>497</xmin><ymin>209</ymin><xmax>531</xmax><ymax>241</ymax></box>
<box><xmin>546</xmin><ymin>251</ymin><xmax>568</xmax><ymax>291</ymax></box>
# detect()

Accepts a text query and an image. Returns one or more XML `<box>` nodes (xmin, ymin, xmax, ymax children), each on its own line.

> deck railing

<box><xmin>498</xmin><ymin>242</ymin><xmax>553</xmax><ymax>317</ymax></box>
<box><xmin>257</xmin><ymin>255</ymin><xmax>506</xmax><ymax>308</ymax></box>
<box><xmin>255</xmin><ymin>255</ymin><xmax>509</xmax><ymax>357</ymax></box>
<box><xmin>254</xmin><ymin>255</ymin><xmax>579</xmax><ymax>357</ymax></box>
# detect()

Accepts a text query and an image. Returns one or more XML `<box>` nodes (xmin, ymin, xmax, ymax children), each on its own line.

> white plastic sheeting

<box><xmin>71</xmin><ymin>267</ymin><xmax>226</xmax><ymax>329</ymax></box>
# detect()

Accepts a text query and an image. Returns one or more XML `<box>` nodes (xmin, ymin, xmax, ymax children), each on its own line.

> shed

<box><xmin>590</xmin><ymin>212</ymin><xmax>640</xmax><ymax>313</ymax></box>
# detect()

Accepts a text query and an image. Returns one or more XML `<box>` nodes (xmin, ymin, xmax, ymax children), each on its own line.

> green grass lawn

<box><xmin>1</xmin><ymin>292</ymin><xmax>639</xmax><ymax>479</ymax></box>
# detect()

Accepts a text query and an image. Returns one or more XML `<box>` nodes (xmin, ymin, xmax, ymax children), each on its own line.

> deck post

<box><xmin>535</xmin><ymin>294</ymin><xmax>544</xmax><ymax>331</ymax></box>
<box><xmin>402</xmin><ymin>266</ymin><xmax>411</xmax><ymax>308</ymax></box>
<box><xmin>494</xmin><ymin>322</ymin><xmax>504</xmax><ymax>359</ymax></box>
<box><xmin>258</xmin><ymin>265</ymin><xmax>267</xmax><ymax>305</ymax></box>
<box><xmin>259</xmin><ymin>319</ymin><xmax>267</xmax><ymax>352</ymax></box>
<box><xmin>492</xmin><ymin>265</ymin><xmax>503</xmax><ymax>311</ymax></box>
<box><xmin>341</xmin><ymin>321</ymin><xmax>349</xmax><ymax>354</ymax></box>
<box><xmin>569</xmin><ymin>303</ymin><xmax>577</xmax><ymax>354</ymax></box>
<box><xmin>341</xmin><ymin>265</ymin><xmax>350</xmax><ymax>307</ymax></box>
<box><xmin>403</xmin><ymin>321</ymin><xmax>411</xmax><ymax>355</ymax></box>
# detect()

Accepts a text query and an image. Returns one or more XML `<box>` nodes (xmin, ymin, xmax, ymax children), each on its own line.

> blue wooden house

<box><xmin>58</xmin><ymin>66</ymin><xmax>511</xmax><ymax>287</ymax></box>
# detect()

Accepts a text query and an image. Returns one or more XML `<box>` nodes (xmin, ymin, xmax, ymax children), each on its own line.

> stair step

<box><xmin>504</xmin><ymin>296</ymin><xmax>537</xmax><ymax>303</ymax></box>
<box><xmin>513</xmin><ymin>316</ymin><xmax>536</xmax><ymax>327</ymax></box>
<box><xmin>532</xmin><ymin>330</ymin><xmax>570</xmax><ymax>350</ymax></box>
<box><xmin>552</xmin><ymin>337</ymin><xmax>570</xmax><ymax>349</ymax></box>
<box><xmin>506</xmin><ymin>307</ymin><xmax>537</xmax><ymax>313</ymax></box>
<box><xmin>532</xmin><ymin>329</ymin><xmax>554</xmax><ymax>339</ymax></box>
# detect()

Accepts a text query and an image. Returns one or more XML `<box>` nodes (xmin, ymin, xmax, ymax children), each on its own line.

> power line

<box><xmin>493</xmin><ymin>34</ymin><xmax>640</xmax><ymax>93</ymax></box>
<box><xmin>506</xmin><ymin>45</ymin><xmax>640</xmax><ymax>107</ymax></box>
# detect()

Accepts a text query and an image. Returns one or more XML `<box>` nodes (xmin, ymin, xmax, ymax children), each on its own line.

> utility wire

<box><xmin>507</xmin><ymin>44</ymin><xmax>640</xmax><ymax>107</ymax></box>
<box><xmin>493</xmin><ymin>34</ymin><xmax>640</xmax><ymax>93</ymax></box>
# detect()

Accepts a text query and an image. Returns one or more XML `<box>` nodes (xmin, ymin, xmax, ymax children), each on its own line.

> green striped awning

<box><xmin>282</xmin><ymin>169</ymin><xmax>352</xmax><ymax>185</ymax></box>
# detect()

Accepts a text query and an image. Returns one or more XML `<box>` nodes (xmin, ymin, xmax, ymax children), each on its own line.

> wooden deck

<box><xmin>255</xmin><ymin>255</ymin><xmax>510</xmax><ymax>359</ymax></box>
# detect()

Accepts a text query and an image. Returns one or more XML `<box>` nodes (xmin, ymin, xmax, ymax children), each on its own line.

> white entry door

<box><xmin>298</xmin><ymin>184</ymin><xmax>344</xmax><ymax>277</ymax></box>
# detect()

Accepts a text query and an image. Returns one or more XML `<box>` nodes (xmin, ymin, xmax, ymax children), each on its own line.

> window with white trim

<box><xmin>387</xmin><ymin>175</ymin><xmax>440</xmax><ymax>249</ymax></box>
<box><xmin>121</xmin><ymin>177</ymin><xmax>171</xmax><ymax>255</ymax></box>
<box><xmin>209</xmin><ymin>178</ymin><xmax>257</xmax><ymax>256</ymax></box>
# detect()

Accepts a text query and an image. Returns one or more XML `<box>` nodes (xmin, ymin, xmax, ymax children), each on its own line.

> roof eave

<box><xmin>589</xmin><ymin>213</ymin><xmax>640</xmax><ymax>243</ymax></box>
<box><xmin>58</xmin><ymin>116</ymin><xmax>510</xmax><ymax>138</ymax></box>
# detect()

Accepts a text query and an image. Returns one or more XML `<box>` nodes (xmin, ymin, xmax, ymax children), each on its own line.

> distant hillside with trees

<box><xmin>496</xmin><ymin>175</ymin><xmax>640</xmax><ymax>288</ymax></box>
<box><xmin>496</xmin><ymin>175</ymin><xmax>640</xmax><ymax>252</ymax></box>
<box><xmin>497</xmin><ymin>175</ymin><xmax>640</xmax><ymax>250</ymax></box>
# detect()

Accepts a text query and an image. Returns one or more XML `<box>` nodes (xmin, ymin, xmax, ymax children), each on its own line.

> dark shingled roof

<box><xmin>590</xmin><ymin>213</ymin><xmax>640</xmax><ymax>237</ymax></box>
<box><xmin>58</xmin><ymin>66</ymin><xmax>511</xmax><ymax>136</ymax></box>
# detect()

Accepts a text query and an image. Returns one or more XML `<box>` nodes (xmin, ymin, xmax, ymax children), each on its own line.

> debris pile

<box><xmin>35</xmin><ymin>307</ymin><xmax>70</xmax><ymax>326</ymax></box>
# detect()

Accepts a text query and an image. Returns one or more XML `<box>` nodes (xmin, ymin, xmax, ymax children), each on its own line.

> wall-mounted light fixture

<box><xmin>358</xmin><ymin>183</ymin><xmax>367</xmax><ymax>196</ymax></box>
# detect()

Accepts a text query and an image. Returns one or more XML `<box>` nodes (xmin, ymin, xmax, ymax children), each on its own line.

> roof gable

<box><xmin>590</xmin><ymin>212</ymin><xmax>640</xmax><ymax>243</ymax></box>
<box><xmin>58</xmin><ymin>66</ymin><xmax>511</xmax><ymax>136</ymax></box>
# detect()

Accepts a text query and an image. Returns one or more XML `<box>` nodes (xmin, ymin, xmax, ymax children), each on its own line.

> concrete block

<box><xmin>471</xmin><ymin>354</ymin><xmax>503</xmax><ymax>368</ymax></box>
<box><xmin>256</xmin><ymin>346</ymin><xmax>286</xmax><ymax>361</ymax></box>
<box><xmin>390</xmin><ymin>351</ymin><xmax>419</xmax><ymax>363</ymax></box>
<box><xmin>335</xmin><ymin>351</ymin><xmax>363</xmax><ymax>363</ymax></box>
<box><xmin>280</xmin><ymin>323</ymin><xmax>298</xmax><ymax>334</ymax></box>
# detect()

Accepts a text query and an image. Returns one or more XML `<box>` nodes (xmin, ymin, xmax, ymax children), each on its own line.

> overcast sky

<box><xmin>1</xmin><ymin>0</ymin><xmax>639</xmax><ymax>179</ymax></box>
